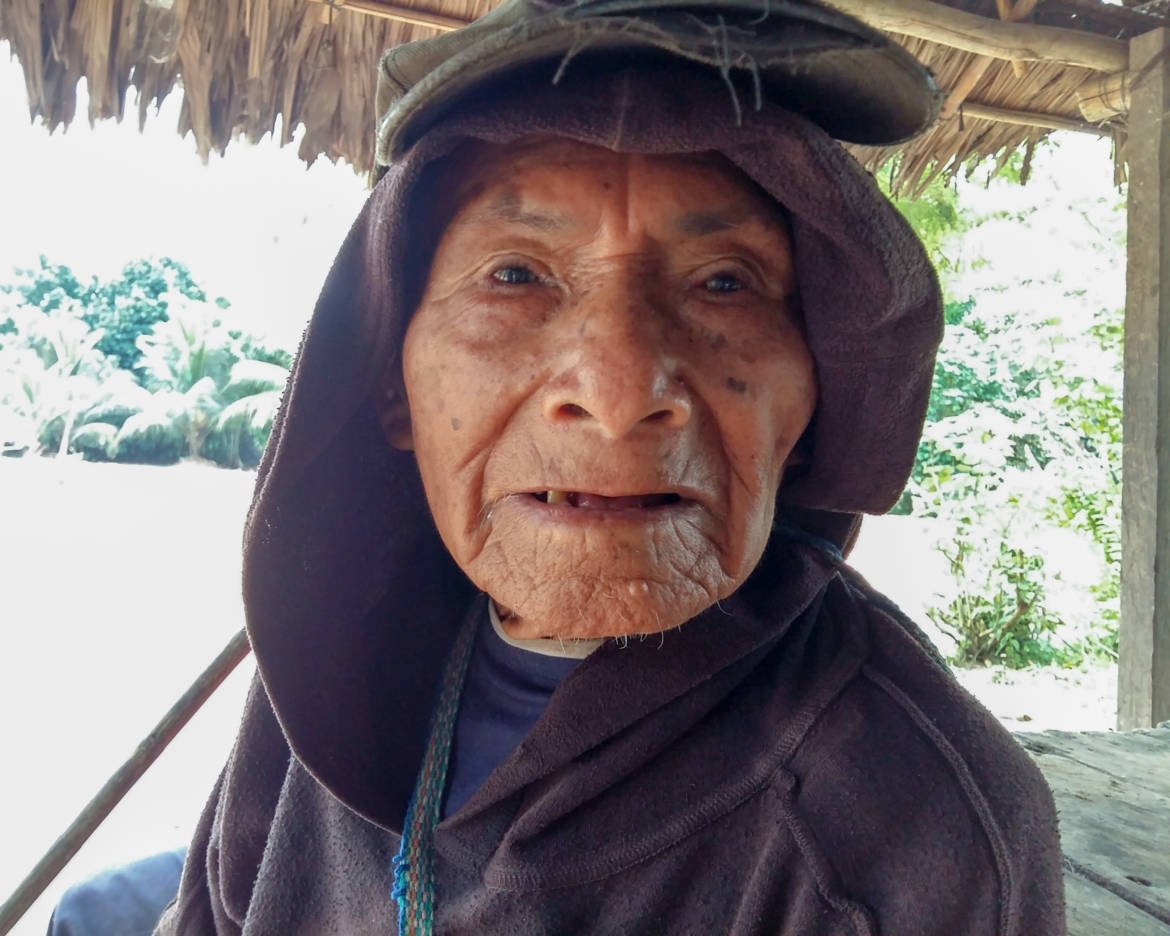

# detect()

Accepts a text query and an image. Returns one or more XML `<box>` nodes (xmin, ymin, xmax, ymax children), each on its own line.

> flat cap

<box><xmin>375</xmin><ymin>0</ymin><xmax>940</xmax><ymax>165</ymax></box>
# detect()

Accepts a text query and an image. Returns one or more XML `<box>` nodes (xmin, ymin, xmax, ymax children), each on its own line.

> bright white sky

<box><xmin>0</xmin><ymin>43</ymin><xmax>369</xmax><ymax>347</ymax></box>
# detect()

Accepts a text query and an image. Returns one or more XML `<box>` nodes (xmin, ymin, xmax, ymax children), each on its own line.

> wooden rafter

<box><xmin>822</xmin><ymin>0</ymin><xmax>1129</xmax><ymax>72</ymax></box>
<box><xmin>940</xmin><ymin>0</ymin><xmax>1038</xmax><ymax>121</ymax></box>
<box><xmin>309</xmin><ymin>0</ymin><xmax>1128</xmax><ymax>135</ymax></box>
<box><xmin>309</xmin><ymin>0</ymin><xmax>466</xmax><ymax>31</ymax></box>
<box><xmin>960</xmin><ymin>100</ymin><xmax>1110</xmax><ymax>134</ymax></box>
<box><xmin>308</xmin><ymin>0</ymin><xmax>1131</xmax><ymax>72</ymax></box>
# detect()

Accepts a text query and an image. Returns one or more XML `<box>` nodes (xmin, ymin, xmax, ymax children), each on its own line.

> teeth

<box><xmin>546</xmin><ymin>490</ymin><xmax>569</xmax><ymax>505</ymax></box>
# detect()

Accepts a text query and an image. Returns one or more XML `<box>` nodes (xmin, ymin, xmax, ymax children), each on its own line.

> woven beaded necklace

<box><xmin>390</xmin><ymin>611</ymin><xmax>479</xmax><ymax>936</ymax></box>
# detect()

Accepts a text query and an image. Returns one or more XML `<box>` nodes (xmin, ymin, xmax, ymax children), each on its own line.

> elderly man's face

<box><xmin>396</xmin><ymin>138</ymin><xmax>816</xmax><ymax>639</ymax></box>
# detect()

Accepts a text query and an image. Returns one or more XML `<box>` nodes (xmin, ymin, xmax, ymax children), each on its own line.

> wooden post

<box><xmin>1120</xmin><ymin>27</ymin><xmax>1170</xmax><ymax>731</ymax></box>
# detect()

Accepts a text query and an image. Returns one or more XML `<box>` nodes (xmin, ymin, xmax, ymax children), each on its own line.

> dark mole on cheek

<box><xmin>451</xmin><ymin>417</ymin><xmax>462</xmax><ymax>430</ymax></box>
<box><xmin>725</xmin><ymin>376</ymin><xmax>748</xmax><ymax>394</ymax></box>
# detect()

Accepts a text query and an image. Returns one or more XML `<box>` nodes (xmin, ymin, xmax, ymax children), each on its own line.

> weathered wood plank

<box><xmin>1120</xmin><ymin>25</ymin><xmax>1170</xmax><ymax>731</ymax></box>
<box><xmin>1065</xmin><ymin>869</ymin><xmax>1170</xmax><ymax>936</ymax></box>
<box><xmin>1019</xmin><ymin>729</ymin><xmax>1170</xmax><ymax>798</ymax></box>
<box><xmin>1020</xmin><ymin>728</ymin><xmax>1170</xmax><ymax>929</ymax></box>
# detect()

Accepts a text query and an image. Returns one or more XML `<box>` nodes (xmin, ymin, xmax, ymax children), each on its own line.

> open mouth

<box><xmin>530</xmin><ymin>491</ymin><xmax>683</xmax><ymax>511</ymax></box>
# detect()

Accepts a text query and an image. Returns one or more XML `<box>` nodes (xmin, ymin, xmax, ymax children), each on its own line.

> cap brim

<box><xmin>376</xmin><ymin>0</ymin><xmax>940</xmax><ymax>164</ymax></box>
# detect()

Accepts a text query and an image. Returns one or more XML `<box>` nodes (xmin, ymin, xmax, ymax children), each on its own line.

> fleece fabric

<box><xmin>156</xmin><ymin>64</ymin><xmax>1065</xmax><ymax>936</ymax></box>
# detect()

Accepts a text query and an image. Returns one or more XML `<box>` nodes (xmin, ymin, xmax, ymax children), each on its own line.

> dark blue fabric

<box><xmin>47</xmin><ymin>848</ymin><xmax>186</xmax><ymax>936</ymax></box>
<box><xmin>442</xmin><ymin>603</ymin><xmax>582</xmax><ymax>818</ymax></box>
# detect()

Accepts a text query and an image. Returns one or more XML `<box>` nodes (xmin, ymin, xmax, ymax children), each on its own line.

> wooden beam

<box><xmin>309</xmin><ymin>0</ymin><xmax>466</xmax><ymax>32</ymax></box>
<box><xmin>316</xmin><ymin>0</ymin><xmax>1129</xmax><ymax>74</ymax></box>
<box><xmin>822</xmin><ymin>0</ymin><xmax>1128</xmax><ymax>73</ymax></box>
<box><xmin>1077</xmin><ymin>71</ymin><xmax>1130</xmax><ymax>123</ymax></box>
<box><xmin>959</xmin><ymin>101</ymin><xmax>1111</xmax><ymax>136</ymax></box>
<box><xmin>1120</xmin><ymin>26</ymin><xmax>1170</xmax><ymax>731</ymax></box>
<box><xmin>940</xmin><ymin>55</ymin><xmax>995</xmax><ymax>120</ymax></box>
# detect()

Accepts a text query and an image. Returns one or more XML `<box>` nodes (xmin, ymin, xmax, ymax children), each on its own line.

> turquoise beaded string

<box><xmin>391</xmin><ymin>611</ymin><xmax>479</xmax><ymax>935</ymax></box>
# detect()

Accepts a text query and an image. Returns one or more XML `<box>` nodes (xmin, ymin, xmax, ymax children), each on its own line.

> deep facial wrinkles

<box><xmin>398</xmin><ymin>139</ymin><xmax>816</xmax><ymax>639</ymax></box>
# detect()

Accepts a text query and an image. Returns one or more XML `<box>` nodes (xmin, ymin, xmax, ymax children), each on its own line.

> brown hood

<box><xmin>241</xmin><ymin>64</ymin><xmax>942</xmax><ymax>823</ymax></box>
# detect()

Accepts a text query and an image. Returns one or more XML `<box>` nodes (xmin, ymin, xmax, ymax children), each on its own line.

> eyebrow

<box><xmin>466</xmin><ymin>190</ymin><xmax>571</xmax><ymax>231</ymax></box>
<box><xmin>674</xmin><ymin>209</ymin><xmax>780</xmax><ymax>236</ymax></box>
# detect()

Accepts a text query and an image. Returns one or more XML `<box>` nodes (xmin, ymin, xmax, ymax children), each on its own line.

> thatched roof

<box><xmin>0</xmin><ymin>0</ymin><xmax>1163</xmax><ymax>187</ymax></box>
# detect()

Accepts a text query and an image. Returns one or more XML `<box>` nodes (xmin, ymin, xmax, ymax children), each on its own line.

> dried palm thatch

<box><xmin>0</xmin><ymin>0</ymin><xmax>490</xmax><ymax>170</ymax></box>
<box><xmin>852</xmin><ymin>37</ymin><xmax>1112</xmax><ymax>195</ymax></box>
<box><xmin>0</xmin><ymin>0</ymin><xmax>1164</xmax><ymax>186</ymax></box>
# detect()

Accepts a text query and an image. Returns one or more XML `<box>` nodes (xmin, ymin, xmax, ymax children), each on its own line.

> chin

<box><xmin>490</xmin><ymin>574</ymin><xmax>729</xmax><ymax>640</ymax></box>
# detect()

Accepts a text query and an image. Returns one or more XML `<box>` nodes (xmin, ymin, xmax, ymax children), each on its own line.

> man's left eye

<box><xmin>703</xmin><ymin>273</ymin><xmax>744</xmax><ymax>293</ymax></box>
<box><xmin>492</xmin><ymin>265</ymin><xmax>538</xmax><ymax>285</ymax></box>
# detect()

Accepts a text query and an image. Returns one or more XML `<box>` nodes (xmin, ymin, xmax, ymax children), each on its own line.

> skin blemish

<box><xmin>725</xmin><ymin>376</ymin><xmax>748</xmax><ymax>394</ymax></box>
<box><xmin>451</xmin><ymin>417</ymin><xmax>462</xmax><ymax>430</ymax></box>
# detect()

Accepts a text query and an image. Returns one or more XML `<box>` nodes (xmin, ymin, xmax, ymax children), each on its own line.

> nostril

<box><xmin>559</xmin><ymin>403</ymin><xmax>589</xmax><ymax>419</ymax></box>
<box><xmin>646</xmin><ymin>409</ymin><xmax>673</xmax><ymax>423</ymax></box>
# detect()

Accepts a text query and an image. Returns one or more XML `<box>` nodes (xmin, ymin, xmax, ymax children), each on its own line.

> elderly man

<box><xmin>146</xmin><ymin>0</ymin><xmax>1065</xmax><ymax>933</ymax></box>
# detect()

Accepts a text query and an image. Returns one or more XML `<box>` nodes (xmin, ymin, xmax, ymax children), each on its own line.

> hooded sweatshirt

<box><xmin>156</xmin><ymin>64</ymin><xmax>1065</xmax><ymax>936</ymax></box>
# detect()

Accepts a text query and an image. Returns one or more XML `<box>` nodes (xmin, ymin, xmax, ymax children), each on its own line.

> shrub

<box><xmin>928</xmin><ymin>537</ymin><xmax>1068</xmax><ymax>669</ymax></box>
<box><xmin>112</xmin><ymin>411</ymin><xmax>186</xmax><ymax>465</ymax></box>
<box><xmin>83</xmin><ymin>258</ymin><xmax>213</xmax><ymax>372</ymax></box>
<box><xmin>70</xmin><ymin>422</ymin><xmax>119</xmax><ymax>461</ymax></box>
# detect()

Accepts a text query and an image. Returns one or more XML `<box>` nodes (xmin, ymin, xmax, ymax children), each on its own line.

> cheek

<box><xmin>720</xmin><ymin>346</ymin><xmax>817</xmax><ymax>529</ymax></box>
<box><xmin>402</xmin><ymin>305</ymin><xmax>541</xmax><ymax>549</ymax></box>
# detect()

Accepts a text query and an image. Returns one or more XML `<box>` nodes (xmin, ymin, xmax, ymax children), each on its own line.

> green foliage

<box><xmin>929</xmin><ymin>537</ymin><xmax>1068</xmax><ymax>668</ymax></box>
<box><xmin>929</xmin><ymin>530</ymin><xmax>1118</xmax><ymax>669</ymax></box>
<box><xmin>0</xmin><ymin>257</ymin><xmax>289</xmax><ymax>467</ymax></box>
<box><xmin>879</xmin><ymin>170</ymin><xmax>967</xmax><ymax>276</ymax></box>
<box><xmin>84</xmin><ymin>258</ymin><xmax>215</xmax><ymax>372</ymax></box>
<box><xmin>2</xmin><ymin>256</ymin><xmax>89</xmax><ymax>314</ymax></box>
<box><xmin>2</xmin><ymin>256</ymin><xmax>226</xmax><ymax>374</ymax></box>
<box><xmin>232</xmin><ymin>333</ymin><xmax>294</xmax><ymax>370</ymax></box>
<box><xmin>70</xmin><ymin>422</ymin><xmax>119</xmax><ymax>462</ymax></box>
<box><xmin>0</xmin><ymin>300</ymin><xmax>120</xmax><ymax>459</ymax></box>
<box><xmin>887</xmin><ymin>140</ymin><xmax>1123</xmax><ymax>670</ymax></box>
<box><xmin>113</xmin><ymin>411</ymin><xmax>187</xmax><ymax>465</ymax></box>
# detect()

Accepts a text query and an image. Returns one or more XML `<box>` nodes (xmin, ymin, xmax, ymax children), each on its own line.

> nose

<box><xmin>541</xmin><ymin>286</ymin><xmax>692</xmax><ymax>439</ymax></box>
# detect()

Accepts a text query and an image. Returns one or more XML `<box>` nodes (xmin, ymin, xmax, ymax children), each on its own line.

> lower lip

<box><xmin>507</xmin><ymin>493</ymin><xmax>699</xmax><ymax>526</ymax></box>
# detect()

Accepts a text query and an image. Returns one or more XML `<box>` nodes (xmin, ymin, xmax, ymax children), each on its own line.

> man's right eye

<box><xmin>491</xmin><ymin>265</ymin><xmax>538</xmax><ymax>285</ymax></box>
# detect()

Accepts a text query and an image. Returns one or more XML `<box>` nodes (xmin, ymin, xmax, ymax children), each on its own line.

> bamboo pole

<box><xmin>941</xmin><ymin>0</ymin><xmax>1039</xmax><ymax>120</ymax></box>
<box><xmin>941</xmin><ymin>55</ymin><xmax>995</xmax><ymax>120</ymax></box>
<box><xmin>1077</xmin><ymin>71</ymin><xmax>1130</xmax><ymax>123</ymax></box>
<box><xmin>822</xmin><ymin>0</ymin><xmax>1128</xmax><ymax>73</ymax></box>
<box><xmin>960</xmin><ymin>101</ymin><xmax>1111</xmax><ymax>135</ymax></box>
<box><xmin>0</xmin><ymin>629</ymin><xmax>252</xmax><ymax>936</ymax></box>
<box><xmin>312</xmin><ymin>0</ymin><xmax>1131</xmax><ymax>73</ymax></box>
<box><xmin>309</xmin><ymin>0</ymin><xmax>465</xmax><ymax>31</ymax></box>
<box><xmin>997</xmin><ymin>0</ymin><xmax>1039</xmax><ymax>79</ymax></box>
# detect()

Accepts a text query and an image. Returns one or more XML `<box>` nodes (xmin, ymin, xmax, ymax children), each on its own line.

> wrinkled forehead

<box><xmin>415</xmin><ymin>135</ymin><xmax>793</xmax><ymax>259</ymax></box>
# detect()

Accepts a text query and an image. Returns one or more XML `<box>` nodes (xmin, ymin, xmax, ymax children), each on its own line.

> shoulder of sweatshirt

<box><xmin>784</xmin><ymin>568</ymin><xmax>1065</xmax><ymax>936</ymax></box>
<box><xmin>156</xmin><ymin>672</ymin><xmax>294</xmax><ymax>936</ymax></box>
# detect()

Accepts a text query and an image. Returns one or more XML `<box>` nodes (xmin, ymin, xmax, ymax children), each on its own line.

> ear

<box><xmin>781</xmin><ymin>422</ymin><xmax>815</xmax><ymax>472</ymax></box>
<box><xmin>377</xmin><ymin>386</ymin><xmax>414</xmax><ymax>452</ymax></box>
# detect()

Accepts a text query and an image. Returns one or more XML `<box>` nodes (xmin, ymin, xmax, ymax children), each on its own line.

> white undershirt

<box><xmin>488</xmin><ymin>600</ymin><xmax>604</xmax><ymax>660</ymax></box>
